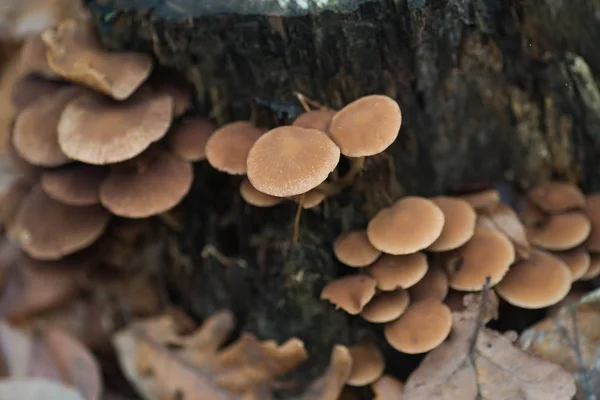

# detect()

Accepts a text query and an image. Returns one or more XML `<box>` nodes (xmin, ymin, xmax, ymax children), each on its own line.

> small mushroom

<box><xmin>477</xmin><ymin>203</ymin><xmax>530</xmax><ymax>259</ymax></box>
<box><xmin>408</xmin><ymin>265</ymin><xmax>449</xmax><ymax>302</ymax></box>
<box><xmin>13</xmin><ymin>185</ymin><xmax>111</xmax><ymax>260</ymax></box>
<box><xmin>11</xmin><ymin>74</ymin><xmax>64</xmax><ymax>111</ymax></box>
<box><xmin>205</xmin><ymin>121</ymin><xmax>265</xmax><ymax>175</ymax></box>
<box><xmin>583</xmin><ymin>194</ymin><xmax>600</xmax><ymax>252</ymax></box>
<box><xmin>360</xmin><ymin>289</ymin><xmax>410</xmax><ymax>323</ymax></box>
<box><xmin>58</xmin><ymin>91</ymin><xmax>173</xmax><ymax>165</ymax></box>
<box><xmin>443</xmin><ymin>228</ymin><xmax>514</xmax><ymax>291</ymax></box>
<box><xmin>292</xmin><ymin>109</ymin><xmax>336</xmax><ymax>132</ymax></box>
<box><xmin>553</xmin><ymin>248</ymin><xmax>591</xmax><ymax>282</ymax></box>
<box><xmin>371</xmin><ymin>375</ymin><xmax>405</xmax><ymax>400</ymax></box>
<box><xmin>239</xmin><ymin>178</ymin><xmax>283</xmax><ymax>208</ymax></box>
<box><xmin>346</xmin><ymin>341</ymin><xmax>385</xmax><ymax>386</ymax></box>
<box><xmin>367</xmin><ymin>197</ymin><xmax>444</xmax><ymax>255</ymax></box>
<box><xmin>457</xmin><ymin>188</ymin><xmax>500</xmax><ymax>212</ymax></box>
<box><xmin>166</xmin><ymin>117</ymin><xmax>217</xmax><ymax>162</ymax></box>
<box><xmin>41</xmin><ymin>164</ymin><xmax>108</xmax><ymax>206</ymax></box>
<box><xmin>368</xmin><ymin>252</ymin><xmax>428</xmax><ymax>291</ymax></box>
<box><xmin>428</xmin><ymin>197</ymin><xmax>476</xmax><ymax>252</ymax></box>
<box><xmin>495</xmin><ymin>249</ymin><xmax>571</xmax><ymax>309</ymax></box>
<box><xmin>384</xmin><ymin>299</ymin><xmax>452</xmax><ymax>354</ymax></box>
<box><xmin>528</xmin><ymin>181</ymin><xmax>585</xmax><ymax>214</ymax></box>
<box><xmin>291</xmin><ymin>189</ymin><xmax>327</xmax><ymax>209</ymax></box>
<box><xmin>99</xmin><ymin>148</ymin><xmax>193</xmax><ymax>218</ymax></box>
<box><xmin>528</xmin><ymin>211</ymin><xmax>591</xmax><ymax>251</ymax></box>
<box><xmin>333</xmin><ymin>230</ymin><xmax>381</xmax><ymax>268</ymax></box>
<box><xmin>320</xmin><ymin>274</ymin><xmax>377</xmax><ymax>315</ymax></box>
<box><xmin>580</xmin><ymin>253</ymin><xmax>600</xmax><ymax>281</ymax></box>
<box><xmin>246</xmin><ymin>126</ymin><xmax>340</xmax><ymax>197</ymax></box>
<box><xmin>42</xmin><ymin>18</ymin><xmax>152</xmax><ymax>100</ymax></box>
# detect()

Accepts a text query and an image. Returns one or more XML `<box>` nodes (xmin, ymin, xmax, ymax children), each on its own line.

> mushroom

<box><xmin>580</xmin><ymin>253</ymin><xmax>600</xmax><ymax>281</ymax></box>
<box><xmin>42</xmin><ymin>18</ymin><xmax>152</xmax><ymax>100</ymax></box>
<box><xmin>166</xmin><ymin>117</ymin><xmax>217</xmax><ymax>162</ymax></box>
<box><xmin>12</xmin><ymin>86</ymin><xmax>84</xmax><ymax>167</ymax></box>
<box><xmin>292</xmin><ymin>189</ymin><xmax>327</xmax><ymax>209</ymax></box>
<box><xmin>329</xmin><ymin>95</ymin><xmax>401</xmax><ymax>185</ymax></box>
<box><xmin>246</xmin><ymin>126</ymin><xmax>340</xmax><ymax>197</ymax></box>
<box><xmin>528</xmin><ymin>211</ymin><xmax>591</xmax><ymax>251</ymax></box>
<box><xmin>408</xmin><ymin>265</ymin><xmax>449</xmax><ymax>302</ymax></box>
<box><xmin>495</xmin><ymin>249</ymin><xmax>571</xmax><ymax>309</ymax></box>
<box><xmin>457</xmin><ymin>188</ymin><xmax>500</xmax><ymax>212</ymax></box>
<box><xmin>442</xmin><ymin>227</ymin><xmax>514</xmax><ymax>291</ymax></box>
<box><xmin>58</xmin><ymin>91</ymin><xmax>173</xmax><ymax>165</ymax></box>
<box><xmin>99</xmin><ymin>148</ymin><xmax>193</xmax><ymax>218</ymax></box>
<box><xmin>205</xmin><ymin>121</ymin><xmax>266</xmax><ymax>175</ymax></box>
<box><xmin>367</xmin><ymin>252</ymin><xmax>428</xmax><ymax>291</ymax></box>
<box><xmin>528</xmin><ymin>181</ymin><xmax>585</xmax><ymax>214</ymax></box>
<box><xmin>346</xmin><ymin>341</ymin><xmax>385</xmax><ymax>386</ymax></box>
<box><xmin>427</xmin><ymin>197</ymin><xmax>476</xmax><ymax>252</ymax></box>
<box><xmin>320</xmin><ymin>274</ymin><xmax>377</xmax><ymax>315</ymax></box>
<box><xmin>371</xmin><ymin>375</ymin><xmax>405</xmax><ymax>400</ymax></box>
<box><xmin>333</xmin><ymin>230</ymin><xmax>381</xmax><ymax>268</ymax></box>
<box><xmin>552</xmin><ymin>247</ymin><xmax>590</xmax><ymax>282</ymax></box>
<box><xmin>583</xmin><ymin>194</ymin><xmax>600</xmax><ymax>252</ymax></box>
<box><xmin>239</xmin><ymin>178</ymin><xmax>283</xmax><ymax>208</ymax></box>
<box><xmin>360</xmin><ymin>289</ymin><xmax>410</xmax><ymax>323</ymax></box>
<box><xmin>477</xmin><ymin>203</ymin><xmax>530</xmax><ymax>259</ymax></box>
<box><xmin>41</xmin><ymin>164</ymin><xmax>108</xmax><ymax>206</ymax></box>
<box><xmin>11</xmin><ymin>74</ymin><xmax>64</xmax><ymax>111</ymax></box>
<box><xmin>12</xmin><ymin>185</ymin><xmax>111</xmax><ymax>260</ymax></box>
<box><xmin>292</xmin><ymin>109</ymin><xmax>336</xmax><ymax>132</ymax></box>
<box><xmin>384</xmin><ymin>299</ymin><xmax>452</xmax><ymax>354</ymax></box>
<box><xmin>150</xmin><ymin>73</ymin><xmax>192</xmax><ymax>118</ymax></box>
<box><xmin>367</xmin><ymin>197</ymin><xmax>445</xmax><ymax>255</ymax></box>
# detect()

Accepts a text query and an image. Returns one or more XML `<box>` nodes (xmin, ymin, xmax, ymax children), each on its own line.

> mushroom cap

<box><xmin>329</xmin><ymin>95</ymin><xmax>402</xmax><ymax>157</ymax></box>
<box><xmin>247</xmin><ymin>126</ymin><xmax>341</xmax><ymax>197</ymax></box>
<box><xmin>12</xmin><ymin>86</ymin><xmax>84</xmax><ymax>167</ymax></box>
<box><xmin>457</xmin><ymin>188</ymin><xmax>500</xmax><ymax>212</ymax></box>
<box><xmin>443</xmin><ymin>228</ymin><xmax>514</xmax><ymax>291</ymax></box>
<box><xmin>371</xmin><ymin>375</ymin><xmax>405</xmax><ymax>399</ymax></box>
<box><xmin>11</xmin><ymin>74</ymin><xmax>64</xmax><ymax>111</ymax></box>
<box><xmin>367</xmin><ymin>197</ymin><xmax>445</xmax><ymax>255</ymax></box>
<box><xmin>581</xmin><ymin>253</ymin><xmax>600</xmax><ymax>280</ymax></box>
<box><xmin>384</xmin><ymin>299</ymin><xmax>452</xmax><ymax>354</ymax></box>
<box><xmin>166</xmin><ymin>117</ymin><xmax>217</xmax><ymax>162</ymax></box>
<box><xmin>360</xmin><ymin>289</ymin><xmax>410</xmax><ymax>323</ymax></box>
<box><xmin>13</xmin><ymin>185</ymin><xmax>111</xmax><ymax>260</ymax></box>
<box><xmin>334</xmin><ymin>230</ymin><xmax>381</xmax><ymax>268</ymax></box>
<box><xmin>553</xmin><ymin>248</ymin><xmax>590</xmax><ymax>281</ymax></box>
<box><xmin>479</xmin><ymin>203</ymin><xmax>531</xmax><ymax>260</ymax></box>
<box><xmin>528</xmin><ymin>212</ymin><xmax>591</xmax><ymax>251</ymax></box>
<box><xmin>19</xmin><ymin>34</ymin><xmax>58</xmax><ymax>79</ymax></box>
<box><xmin>239</xmin><ymin>178</ymin><xmax>283</xmax><ymax>207</ymax></box>
<box><xmin>58</xmin><ymin>91</ymin><xmax>173</xmax><ymax>165</ymax></box>
<box><xmin>5</xmin><ymin>128</ymin><xmax>41</xmax><ymax>183</ymax></box>
<box><xmin>408</xmin><ymin>265</ymin><xmax>449</xmax><ymax>302</ymax></box>
<box><xmin>99</xmin><ymin>149</ymin><xmax>193</xmax><ymax>218</ymax></box>
<box><xmin>528</xmin><ymin>181</ymin><xmax>585</xmax><ymax>213</ymax></box>
<box><xmin>368</xmin><ymin>252</ymin><xmax>428</xmax><ymax>291</ymax></box>
<box><xmin>42</xmin><ymin>18</ymin><xmax>152</xmax><ymax>100</ymax></box>
<box><xmin>495</xmin><ymin>249</ymin><xmax>572</xmax><ymax>309</ymax></box>
<box><xmin>205</xmin><ymin>121</ymin><xmax>265</xmax><ymax>175</ymax></box>
<box><xmin>428</xmin><ymin>197</ymin><xmax>476</xmax><ymax>252</ymax></box>
<box><xmin>41</xmin><ymin>164</ymin><xmax>108</xmax><ymax>206</ymax></box>
<box><xmin>583</xmin><ymin>195</ymin><xmax>600</xmax><ymax>251</ymax></box>
<box><xmin>292</xmin><ymin>109</ymin><xmax>336</xmax><ymax>133</ymax></box>
<box><xmin>292</xmin><ymin>189</ymin><xmax>327</xmax><ymax>209</ymax></box>
<box><xmin>346</xmin><ymin>341</ymin><xmax>385</xmax><ymax>386</ymax></box>
<box><xmin>320</xmin><ymin>274</ymin><xmax>377</xmax><ymax>315</ymax></box>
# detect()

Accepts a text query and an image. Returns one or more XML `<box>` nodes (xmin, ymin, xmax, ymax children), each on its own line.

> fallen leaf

<box><xmin>403</xmin><ymin>292</ymin><xmax>576</xmax><ymax>399</ymax></box>
<box><xmin>0</xmin><ymin>378</ymin><xmax>84</xmax><ymax>400</ymax></box>
<box><xmin>478</xmin><ymin>203</ymin><xmax>530</xmax><ymax>259</ymax></box>
<box><xmin>293</xmin><ymin>345</ymin><xmax>352</xmax><ymax>400</ymax></box>
<box><xmin>519</xmin><ymin>287</ymin><xmax>600</xmax><ymax>399</ymax></box>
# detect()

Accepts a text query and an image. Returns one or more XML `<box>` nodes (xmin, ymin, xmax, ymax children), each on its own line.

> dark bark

<box><xmin>88</xmin><ymin>0</ymin><xmax>600</xmax><ymax>394</ymax></box>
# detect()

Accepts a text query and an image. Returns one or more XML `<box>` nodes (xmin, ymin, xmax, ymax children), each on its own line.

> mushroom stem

<box><xmin>314</xmin><ymin>157</ymin><xmax>366</xmax><ymax>197</ymax></box>
<box><xmin>293</xmin><ymin>193</ymin><xmax>306</xmax><ymax>244</ymax></box>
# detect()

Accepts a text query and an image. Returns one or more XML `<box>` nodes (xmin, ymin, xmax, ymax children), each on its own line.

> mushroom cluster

<box><xmin>322</xmin><ymin>181</ymin><xmax>600</xmax><ymax>360</ymax></box>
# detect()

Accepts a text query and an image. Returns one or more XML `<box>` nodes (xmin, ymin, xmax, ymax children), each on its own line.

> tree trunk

<box><xmin>88</xmin><ymin>0</ymin><xmax>600</xmax><ymax>394</ymax></box>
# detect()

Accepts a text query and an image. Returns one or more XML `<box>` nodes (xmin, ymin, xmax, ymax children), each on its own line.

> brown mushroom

<box><xmin>408</xmin><ymin>265</ymin><xmax>449</xmax><ymax>302</ymax></box>
<box><xmin>478</xmin><ymin>203</ymin><xmax>530</xmax><ymax>259</ymax></box>
<box><xmin>367</xmin><ymin>197</ymin><xmax>445</xmax><ymax>255</ymax></box>
<box><xmin>320</xmin><ymin>274</ymin><xmax>377</xmax><ymax>315</ymax></box>
<box><xmin>528</xmin><ymin>211</ymin><xmax>591</xmax><ymax>251</ymax></box>
<box><xmin>457</xmin><ymin>188</ymin><xmax>500</xmax><ymax>212</ymax></box>
<box><xmin>580</xmin><ymin>253</ymin><xmax>600</xmax><ymax>281</ymax></box>
<box><xmin>205</xmin><ymin>121</ymin><xmax>265</xmax><ymax>175</ymax></box>
<box><xmin>42</xmin><ymin>18</ymin><xmax>152</xmax><ymax>100</ymax></box>
<box><xmin>346</xmin><ymin>341</ymin><xmax>385</xmax><ymax>386</ymax></box>
<box><xmin>13</xmin><ymin>185</ymin><xmax>111</xmax><ymax>260</ymax></box>
<box><xmin>246</xmin><ymin>126</ymin><xmax>340</xmax><ymax>197</ymax></box>
<box><xmin>528</xmin><ymin>181</ymin><xmax>585</xmax><ymax>214</ymax></box>
<box><xmin>371</xmin><ymin>375</ymin><xmax>405</xmax><ymax>400</ymax></box>
<box><xmin>360</xmin><ymin>289</ymin><xmax>410</xmax><ymax>323</ymax></box>
<box><xmin>291</xmin><ymin>189</ymin><xmax>328</xmax><ymax>209</ymax></box>
<box><xmin>239</xmin><ymin>178</ymin><xmax>283</xmax><ymax>208</ymax></box>
<box><xmin>12</xmin><ymin>86</ymin><xmax>84</xmax><ymax>167</ymax></box>
<box><xmin>368</xmin><ymin>252</ymin><xmax>428</xmax><ymax>291</ymax></box>
<box><xmin>333</xmin><ymin>230</ymin><xmax>381</xmax><ymax>268</ymax></box>
<box><xmin>384</xmin><ymin>299</ymin><xmax>452</xmax><ymax>354</ymax></box>
<box><xmin>495</xmin><ymin>249</ymin><xmax>572</xmax><ymax>309</ymax></box>
<box><xmin>443</xmin><ymin>227</ymin><xmax>514</xmax><ymax>291</ymax></box>
<box><xmin>292</xmin><ymin>109</ymin><xmax>336</xmax><ymax>133</ymax></box>
<box><xmin>99</xmin><ymin>148</ymin><xmax>193</xmax><ymax>218</ymax></box>
<box><xmin>553</xmin><ymin>247</ymin><xmax>590</xmax><ymax>282</ymax></box>
<box><xmin>428</xmin><ymin>197</ymin><xmax>476</xmax><ymax>252</ymax></box>
<box><xmin>58</xmin><ymin>91</ymin><xmax>173</xmax><ymax>165</ymax></box>
<box><xmin>41</xmin><ymin>164</ymin><xmax>108</xmax><ymax>206</ymax></box>
<box><xmin>166</xmin><ymin>117</ymin><xmax>217</xmax><ymax>162</ymax></box>
<box><xmin>583</xmin><ymin>194</ymin><xmax>600</xmax><ymax>252</ymax></box>
<box><xmin>11</xmin><ymin>74</ymin><xmax>64</xmax><ymax>111</ymax></box>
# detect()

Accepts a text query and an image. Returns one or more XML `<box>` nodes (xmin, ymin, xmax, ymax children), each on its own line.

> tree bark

<box><xmin>89</xmin><ymin>0</ymin><xmax>600</xmax><ymax>393</ymax></box>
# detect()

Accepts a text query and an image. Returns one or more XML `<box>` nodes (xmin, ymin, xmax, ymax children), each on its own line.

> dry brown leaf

<box><xmin>478</xmin><ymin>203</ymin><xmax>530</xmax><ymax>259</ymax></box>
<box><xmin>519</xmin><ymin>287</ymin><xmax>600</xmax><ymax>399</ymax></box>
<box><xmin>403</xmin><ymin>292</ymin><xmax>576</xmax><ymax>399</ymax></box>
<box><xmin>0</xmin><ymin>378</ymin><xmax>84</xmax><ymax>399</ymax></box>
<box><xmin>0</xmin><ymin>320</ymin><xmax>101</xmax><ymax>399</ymax></box>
